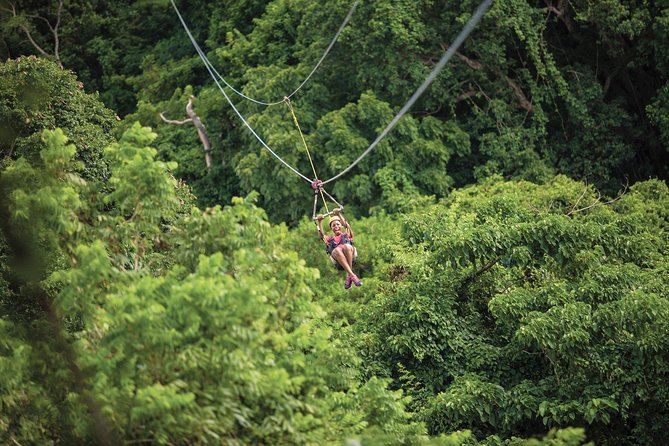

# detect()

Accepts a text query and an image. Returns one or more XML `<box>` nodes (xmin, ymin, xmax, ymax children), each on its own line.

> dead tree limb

<box><xmin>158</xmin><ymin>113</ymin><xmax>191</xmax><ymax>126</ymax></box>
<box><xmin>160</xmin><ymin>96</ymin><xmax>214</xmax><ymax>169</ymax></box>
<box><xmin>543</xmin><ymin>0</ymin><xmax>574</xmax><ymax>33</ymax></box>
<box><xmin>443</xmin><ymin>44</ymin><xmax>534</xmax><ymax>112</ymax></box>
<box><xmin>567</xmin><ymin>180</ymin><xmax>629</xmax><ymax>216</ymax></box>
<box><xmin>2</xmin><ymin>0</ymin><xmax>64</xmax><ymax>68</ymax></box>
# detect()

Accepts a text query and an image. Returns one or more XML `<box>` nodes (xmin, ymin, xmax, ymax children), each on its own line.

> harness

<box><xmin>326</xmin><ymin>233</ymin><xmax>353</xmax><ymax>255</ymax></box>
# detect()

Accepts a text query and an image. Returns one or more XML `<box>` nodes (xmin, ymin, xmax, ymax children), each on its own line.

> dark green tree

<box><xmin>325</xmin><ymin>176</ymin><xmax>669</xmax><ymax>446</ymax></box>
<box><xmin>0</xmin><ymin>56</ymin><xmax>117</xmax><ymax>180</ymax></box>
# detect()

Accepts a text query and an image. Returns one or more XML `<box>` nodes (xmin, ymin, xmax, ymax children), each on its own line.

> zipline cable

<box><xmin>192</xmin><ymin>37</ymin><xmax>312</xmax><ymax>182</ymax></box>
<box><xmin>171</xmin><ymin>0</ymin><xmax>492</xmax><ymax>188</ymax></box>
<box><xmin>170</xmin><ymin>0</ymin><xmax>359</xmax><ymax>106</ymax></box>
<box><xmin>321</xmin><ymin>0</ymin><xmax>493</xmax><ymax>186</ymax></box>
<box><xmin>171</xmin><ymin>0</ymin><xmax>313</xmax><ymax>181</ymax></box>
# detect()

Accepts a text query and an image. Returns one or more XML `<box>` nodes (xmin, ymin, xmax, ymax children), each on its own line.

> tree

<box><xmin>0</xmin><ymin>56</ymin><xmax>117</xmax><ymax>180</ymax></box>
<box><xmin>0</xmin><ymin>124</ymin><xmax>433</xmax><ymax>444</ymax></box>
<box><xmin>159</xmin><ymin>95</ymin><xmax>214</xmax><ymax>169</ymax></box>
<box><xmin>337</xmin><ymin>175</ymin><xmax>668</xmax><ymax>445</ymax></box>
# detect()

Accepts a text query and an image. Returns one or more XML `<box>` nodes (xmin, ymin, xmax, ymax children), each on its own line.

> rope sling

<box><xmin>284</xmin><ymin>97</ymin><xmax>343</xmax><ymax>221</ymax></box>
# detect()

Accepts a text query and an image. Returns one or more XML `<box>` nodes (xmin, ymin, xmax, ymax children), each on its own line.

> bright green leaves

<box><xmin>0</xmin><ymin>57</ymin><xmax>116</xmax><ymax>181</ymax></box>
<box><xmin>426</xmin><ymin>375</ymin><xmax>508</xmax><ymax>432</ymax></box>
<box><xmin>313</xmin><ymin>92</ymin><xmax>461</xmax><ymax>214</ymax></box>
<box><xmin>168</xmin><ymin>193</ymin><xmax>272</xmax><ymax>272</ymax></box>
<box><xmin>572</xmin><ymin>0</ymin><xmax>651</xmax><ymax>42</ymax></box>
<box><xmin>2</xmin><ymin>129</ymin><xmax>85</xmax><ymax>248</ymax></box>
<box><xmin>100</xmin><ymin>123</ymin><xmax>180</xmax><ymax>271</ymax></box>
<box><xmin>517</xmin><ymin>302</ymin><xmax>593</xmax><ymax>365</ymax></box>
<box><xmin>229</xmin><ymin>90</ymin><xmax>464</xmax><ymax>220</ymax></box>
<box><xmin>2</xmin><ymin>121</ymin><xmax>444</xmax><ymax>444</ymax></box>
<box><xmin>349</xmin><ymin>175</ymin><xmax>669</xmax><ymax>445</ymax></box>
<box><xmin>50</xmin><ymin>240</ymin><xmax>115</xmax><ymax>317</ymax></box>
<box><xmin>77</xmin><ymin>220</ymin><xmax>409</xmax><ymax>444</ymax></box>
<box><xmin>105</xmin><ymin>122</ymin><xmax>179</xmax><ymax>226</ymax></box>
<box><xmin>39</xmin><ymin>128</ymin><xmax>81</xmax><ymax>175</ymax></box>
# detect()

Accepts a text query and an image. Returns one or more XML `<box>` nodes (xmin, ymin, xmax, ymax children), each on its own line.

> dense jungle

<box><xmin>1</xmin><ymin>0</ymin><xmax>668</xmax><ymax>445</ymax></box>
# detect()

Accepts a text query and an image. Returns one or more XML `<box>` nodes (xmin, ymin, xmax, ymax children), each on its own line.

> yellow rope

<box><xmin>284</xmin><ymin>97</ymin><xmax>330</xmax><ymax>213</ymax></box>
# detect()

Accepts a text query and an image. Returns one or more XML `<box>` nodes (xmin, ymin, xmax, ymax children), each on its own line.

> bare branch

<box><xmin>472</xmin><ymin>80</ymin><xmax>493</xmax><ymax>102</ymax></box>
<box><xmin>543</xmin><ymin>0</ymin><xmax>574</xmax><ymax>32</ymax></box>
<box><xmin>27</xmin><ymin>14</ymin><xmax>53</xmax><ymax>31</ymax></box>
<box><xmin>6</xmin><ymin>0</ymin><xmax>63</xmax><ymax>68</ymax></box>
<box><xmin>18</xmin><ymin>23</ymin><xmax>51</xmax><ymax>58</ymax></box>
<box><xmin>502</xmin><ymin>73</ymin><xmax>533</xmax><ymax>112</ymax></box>
<box><xmin>53</xmin><ymin>0</ymin><xmax>63</xmax><ymax>66</ymax></box>
<box><xmin>448</xmin><ymin>47</ymin><xmax>482</xmax><ymax>70</ymax></box>
<box><xmin>568</xmin><ymin>181</ymin><xmax>590</xmax><ymax>215</ymax></box>
<box><xmin>185</xmin><ymin>96</ymin><xmax>214</xmax><ymax>168</ymax></box>
<box><xmin>0</xmin><ymin>2</ymin><xmax>16</xmax><ymax>16</ymax></box>
<box><xmin>568</xmin><ymin>180</ymin><xmax>628</xmax><ymax>215</ymax></box>
<box><xmin>444</xmin><ymin>45</ymin><xmax>533</xmax><ymax>112</ymax></box>
<box><xmin>159</xmin><ymin>112</ymin><xmax>192</xmax><ymax>125</ymax></box>
<box><xmin>456</xmin><ymin>89</ymin><xmax>478</xmax><ymax>103</ymax></box>
<box><xmin>160</xmin><ymin>96</ymin><xmax>215</xmax><ymax>169</ymax></box>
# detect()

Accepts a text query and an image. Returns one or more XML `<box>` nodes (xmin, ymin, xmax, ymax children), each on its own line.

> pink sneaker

<box><xmin>351</xmin><ymin>275</ymin><xmax>362</xmax><ymax>287</ymax></box>
<box><xmin>344</xmin><ymin>275</ymin><xmax>353</xmax><ymax>289</ymax></box>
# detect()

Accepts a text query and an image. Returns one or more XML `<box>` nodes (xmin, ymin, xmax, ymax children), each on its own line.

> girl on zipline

<box><xmin>316</xmin><ymin>209</ymin><xmax>362</xmax><ymax>289</ymax></box>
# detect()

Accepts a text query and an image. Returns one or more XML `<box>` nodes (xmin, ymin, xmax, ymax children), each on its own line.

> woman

<box><xmin>316</xmin><ymin>209</ymin><xmax>362</xmax><ymax>289</ymax></box>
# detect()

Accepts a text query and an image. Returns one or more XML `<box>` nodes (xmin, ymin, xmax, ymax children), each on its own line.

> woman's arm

<box><xmin>316</xmin><ymin>214</ymin><xmax>327</xmax><ymax>242</ymax></box>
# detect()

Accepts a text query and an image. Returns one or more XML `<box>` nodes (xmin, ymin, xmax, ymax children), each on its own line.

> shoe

<box><xmin>344</xmin><ymin>275</ymin><xmax>353</xmax><ymax>289</ymax></box>
<box><xmin>351</xmin><ymin>275</ymin><xmax>362</xmax><ymax>287</ymax></box>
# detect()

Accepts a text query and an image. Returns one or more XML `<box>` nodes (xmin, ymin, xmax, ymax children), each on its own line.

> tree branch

<box><xmin>567</xmin><ymin>180</ymin><xmax>628</xmax><ymax>216</ymax></box>
<box><xmin>543</xmin><ymin>0</ymin><xmax>574</xmax><ymax>32</ymax></box>
<box><xmin>568</xmin><ymin>181</ymin><xmax>590</xmax><ymax>215</ymax></box>
<box><xmin>5</xmin><ymin>0</ymin><xmax>63</xmax><ymax>68</ymax></box>
<box><xmin>53</xmin><ymin>0</ymin><xmax>62</xmax><ymax>66</ymax></box>
<box><xmin>444</xmin><ymin>45</ymin><xmax>533</xmax><ymax>112</ymax></box>
<box><xmin>160</xmin><ymin>96</ymin><xmax>215</xmax><ymax>169</ymax></box>
<box><xmin>18</xmin><ymin>23</ymin><xmax>51</xmax><ymax>57</ymax></box>
<box><xmin>456</xmin><ymin>89</ymin><xmax>478</xmax><ymax>103</ymax></box>
<box><xmin>475</xmin><ymin>257</ymin><xmax>500</xmax><ymax>278</ymax></box>
<box><xmin>159</xmin><ymin>113</ymin><xmax>192</xmax><ymax>125</ymax></box>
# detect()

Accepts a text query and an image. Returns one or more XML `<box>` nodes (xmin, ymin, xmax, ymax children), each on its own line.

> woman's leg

<box><xmin>331</xmin><ymin>247</ymin><xmax>354</xmax><ymax>276</ymax></box>
<box><xmin>342</xmin><ymin>245</ymin><xmax>361</xmax><ymax>286</ymax></box>
<box><xmin>342</xmin><ymin>244</ymin><xmax>354</xmax><ymax>267</ymax></box>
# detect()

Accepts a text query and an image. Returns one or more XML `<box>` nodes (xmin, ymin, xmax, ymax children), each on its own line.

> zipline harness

<box><xmin>170</xmin><ymin>0</ymin><xmax>493</xmax><ymax>217</ymax></box>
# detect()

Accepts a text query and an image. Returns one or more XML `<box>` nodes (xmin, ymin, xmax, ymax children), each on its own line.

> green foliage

<box><xmin>0</xmin><ymin>320</ymin><xmax>65</xmax><ymax>445</ymax></box>
<box><xmin>0</xmin><ymin>56</ymin><xmax>117</xmax><ymax>181</ymax></box>
<box><xmin>499</xmin><ymin>428</ymin><xmax>592</xmax><ymax>446</ymax></box>
<box><xmin>345</xmin><ymin>176</ymin><xmax>668</xmax><ymax>445</ymax></box>
<box><xmin>106</xmin><ymin>0</ymin><xmax>665</xmax><ymax>220</ymax></box>
<box><xmin>123</xmin><ymin>86</ymin><xmax>242</xmax><ymax>208</ymax></box>
<box><xmin>0</xmin><ymin>123</ymin><xmax>433</xmax><ymax>445</ymax></box>
<box><xmin>3</xmin><ymin>1</ymin><xmax>669</xmax><ymax>444</ymax></box>
<box><xmin>3</xmin><ymin>0</ymin><xmax>669</xmax><ymax>217</ymax></box>
<box><xmin>647</xmin><ymin>82</ymin><xmax>669</xmax><ymax>172</ymax></box>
